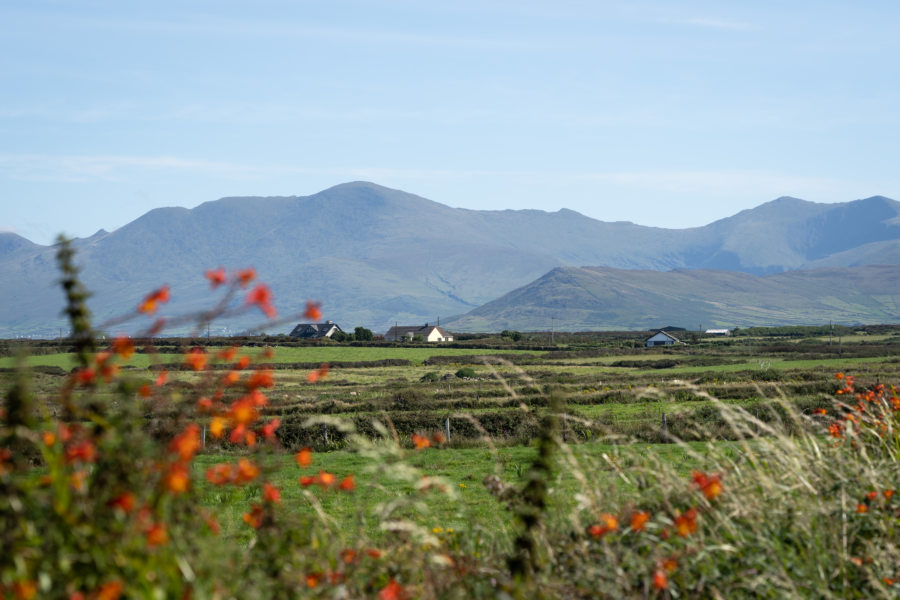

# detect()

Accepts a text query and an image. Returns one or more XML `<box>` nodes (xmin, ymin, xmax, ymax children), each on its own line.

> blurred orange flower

<box><xmin>138</xmin><ymin>285</ymin><xmax>170</xmax><ymax>314</ymax></box>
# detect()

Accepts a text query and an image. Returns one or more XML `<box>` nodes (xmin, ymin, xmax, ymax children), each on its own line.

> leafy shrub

<box><xmin>455</xmin><ymin>367</ymin><xmax>477</xmax><ymax>379</ymax></box>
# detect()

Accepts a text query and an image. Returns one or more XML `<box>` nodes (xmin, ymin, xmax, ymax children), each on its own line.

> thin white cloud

<box><xmin>669</xmin><ymin>16</ymin><xmax>754</xmax><ymax>30</ymax></box>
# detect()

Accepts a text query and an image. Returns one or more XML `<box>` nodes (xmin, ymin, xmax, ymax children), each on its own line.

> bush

<box><xmin>455</xmin><ymin>366</ymin><xmax>477</xmax><ymax>379</ymax></box>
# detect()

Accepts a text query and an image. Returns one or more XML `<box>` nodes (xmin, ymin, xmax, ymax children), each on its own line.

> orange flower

<box><xmin>96</xmin><ymin>581</ymin><xmax>124</xmax><ymax>600</ymax></box>
<box><xmin>69</xmin><ymin>469</ymin><xmax>88</xmax><ymax>492</ymax></box>
<box><xmin>108</xmin><ymin>491</ymin><xmax>136</xmax><ymax>513</ymax></box>
<box><xmin>236</xmin><ymin>355</ymin><xmax>251</xmax><ymax>369</ymax></box>
<box><xmin>304</xmin><ymin>301</ymin><xmax>323</xmax><ymax>322</ymax></box>
<box><xmin>205</xmin><ymin>514</ymin><xmax>221</xmax><ymax>535</ymax></box>
<box><xmin>317</xmin><ymin>470</ymin><xmax>337</xmax><ymax>489</ymax></box>
<box><xmin>674</xmin><ymin>508</ymin><xmax>698</xmax><ymax>537</ymax></box>
<box><xmin>112</xmin><ymin>336</ymin><xmax>135</xmax><ymax>359</ymax></box>
<box><xmin>691</xmin><ymin>471</ymin><xmax>723</xmax><ymax>500</ymax></box>
<box><xmin>828</xmin><ymin>422</ymin><xmax>844</xmax><ymax>438</ymax></box>
<box><xmin>12</xmin><ymin>580</ymin><xmax>37</xmax><ymax>599</ymax></box>
<box><xmin>261</xmin><ymin>418</ymin><xmax>281</xmax><ymax>440</ymax></box>
<box><xmin>305</xmin><ymin>573</ymin><xmax>321</xmax><ymax>588</ymax></box>
<box><xmin>236</xmin><ymin>267</ymin><xmax>256</xmax><ymax>287</ymax></box>
<box><xmin>209</xmin><ymin>416</ymin><xmax>227</xmax><ymax>438</ymax></box>
<box><xmin>247</xmin><ymin>368</ymin><xmax>275</xmax><ymax>389</ymax></box>
<box><xmin>138</xmin><ymin>285</ymin><xmax>170</xmax><ymax>314</ymax></box>
<box><xmin>65</xmin><ymin>439</ymin><xmax>97</xmax><ymax>464</ymax></box>
<box><xmin>185</xmin><ymin>347</ymin><xmax>208</xmax><ymax>371</ymax></box>
<box><xmin>652</xmin><ymin>570</ymin><xmax>668</xmax><ymax>590</ymax></box>
<box><xmin>242</xmin><ymin>504</ymin><xmax>264</xmax><ymax>529</ymax></box>
<box><xmin>139</xmin><ymin>383</ymin><xmax>152</xmax><ymax>397</ymax></box>
<box><xmin>866</xmin><ymin>490</ymin><xmax>878</xmax><ymax>501</ymax></box>
<box><xmin>341</xmin><ymin>549</ymin><xmax>357</xmax><ymax>564</ymax></box>
<box><xmin>145</xmin><ymin>523</ymin><xmax>168</xmax><ymax>547</ymax></box>
<box><xmin>306</xmin><ymin>363</ymin><xmax>330</xmax><ymax>383</ymax></box>
<box><xmin>835</xmin><ymin>372</ymin><xmax>844</xmax><ymax>380</ymax></box>
<box><xmin>42</xmin><ymin>430</ymin><xmax>57</xmax><ymax>447</ymax></box>
<box><xmin>378</xmin><ymin>580</ymin><xmax>407</xmax><ymax>600</ymax></box>
<box><xmin>857</xmin><ymin>503</ymin><xmax>868</xmax><ymax>513</ymax></box>
<box><xmin>884</xmin><ymin>490</ymin><xmax>895</xmax><ymax>500</ymax></box>
<box><xmin>205</xmin><ymin>267</ymin><xmax>227</xmax><ymax>288</ymax></box>
<box><xmin>630</xmin><ymin>510</ymin><xmax>650</xmax><ymax>532</ymax></box>
<box><xmin>299</xmin><ymin>475</ymin><xmax>316</xmax><ymax>486</ymax></box>
<box><xmin>367</xmin><ymin>548</ymin><xmax>383</xmax><ymax>559</ymax></box>
<box><xmin>661</xmin><ymin>557</ymin><xmax>678</xmax><ymax>573</ymax></box>
<box><xmin>234</xmin><ymin>458</ymin><xmax>260</xmax><ymax>484</ymax></box>
<box><xmin>218</xmin><ymin>346</ymin><xmax>238</xmax><ymax>361</ymax></box>
<box><xmin>412</xmin><ymin>434</ymin><xmax>431</xmax><ymax>449</ymax></box>
<box><xmin>164</xmin><ymin>462</ymin><xmax>190</xmax><ymax>494</ymax></box>
<box><xmin>155</xmin><ymin>370</ymin><xmax>168</xmax><ymax>387</ymax></box>
<box><xmin>588</xmin><ymin>513</ymin><xmax>618</xmax><ymax>538</ymax></box>
<box><xmin>339</xmin><ymin>475</ymin><xmax>355</xmax><ymax>492</ymax></box>
<box><xmin>245</xmin><ymin>284</ymin><xmax>277</xmax><ymax>318</ymax></box>
<box><xmin>228</xmin><ymin>396</ymin><xmax>259</xmax><ymax>426</ymax></box>
<box><xmin>263</xmin><ymin>482</ymin><xmax>282</xmax><ymax>503</ymax></box>
<box><xmin>206</xmin><ymin>463</ymin><xmax>235</xmax><ymax>486</ymax></box>
<box><xmin>197</xmin><ymin>396</ymin><xmax>213</xmax><ymax>412</ymax></box>
<box><xmin>813</xmin><ymin>408</ymin><xmax>828</xmax><ymax>415</ymax></box>
<box><xmin>223</xmin><ymin>370</ymin><xmax>241</xmax><ymax>386</ymax></box>
<box><xmin>296</xmin><ymin>447</ymin><xmax>313</xmax><ymax>467</ymax></box>
<box><xmin>169</xmin><ymin>424</ymin><xmax>201</xmax><ymax>461</ymax></box>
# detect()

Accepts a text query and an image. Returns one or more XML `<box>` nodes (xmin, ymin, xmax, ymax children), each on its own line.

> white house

<box><xmin>384</xmin><ymin>324</ymin><xmax>454</xmax><ymax>342</ymax></box>
<box><xmin>645</xmin><ymin>330</ymin><xmax>680</xmax><ymax>347</ymax></box>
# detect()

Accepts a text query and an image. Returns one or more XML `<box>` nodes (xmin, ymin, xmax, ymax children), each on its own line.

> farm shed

<box><xmin>289</xmin><ymin>321</ymin><xmax>344</xmax><ymax>339</ymax></box>
<box><xmin>384</xmin><ymin>324</ymin><xmax>454</xmax><ymax>342</ymax></box>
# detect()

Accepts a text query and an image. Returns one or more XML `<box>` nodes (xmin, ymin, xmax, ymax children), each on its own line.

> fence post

<box><xmin>202</xmin><ymin>424</ymin><xmax>207</xmax><ymax>449</ymax></box>
<box><xmin>322</xmin><ymin>423</ymin><xmax>328</xmax><ymax>446</ymax></box>
<box><xmin>445</xmin><ymin>416</ymin><xmax>451</xmax><ymax>443</ymax></box>
<box><xmin>562</xmin><ymin>413</ymin><xmax>568</xmax><ymax>443</ymax></box>
<box><xmin>662</xmin><ymin>412</ymin><xmax>667</xmax><ymax>440</ymax></box>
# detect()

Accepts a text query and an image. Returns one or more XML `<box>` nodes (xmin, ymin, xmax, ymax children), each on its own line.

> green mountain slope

<box><xmin>446</xmin><ymin>265</ymin><xmax>900</xmax><ymax>331</ymax></box>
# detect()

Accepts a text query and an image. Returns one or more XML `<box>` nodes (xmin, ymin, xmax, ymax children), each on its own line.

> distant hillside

<box><xmin>446</xmin><ymin>265</ymin><xmax>900</xmax><ymax>331</ymax></box>
<box><xmin>1</xmin><ymin>182</ymin><xmax>900</xmax><ymax>336</ymax></box>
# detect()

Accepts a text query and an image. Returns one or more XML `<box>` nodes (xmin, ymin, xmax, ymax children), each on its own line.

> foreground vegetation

<box><xmin>2</xmin><ymin>244</ymin><xmax>900</xmax><ymax>598</ymax></box>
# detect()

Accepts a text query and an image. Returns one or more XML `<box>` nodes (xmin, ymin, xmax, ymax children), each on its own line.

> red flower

<box><xmin>412</xmin><ymin>434</ymin><xmax>431</xmax><ymax>449</ymax></box>
<box><xmin>111</xmin><ymin>335</ymin><xmax>135</xmax><ymax>359</ymax></box>
<box><xmin>339</xmin><ymin>475</ymin><xmax>355</xmax><ymax>492</ymax></box>
<box><xmin>145</xmin><ymin>523</ymin><xmax>168</xmax><ymax>547</ymax></box>
<box><xmin>205</xmin><ymin>267</ymin><xmax>227</xmax><ymax>288</ymax></box>
<box><xmin>691</xmin><ymin>471</ymin><xmax>724</xmax><ymax>500</ymax></box>
<box><xmin>242</xmin><ymin>504</ymin><xmax>264</xmax><ymax>528</ymax></box>
<box><xmin>587</xmin><ymin>513</ymin><xmax>618</xmax><ymax>538</ymax></box>
<box><xmin>138</xmin><ymin>285</ymin><xmax>170</xmax><ymax>314</ymax></box>
<box><xmin>246</xmin><ymin>368</ymin><xmax>274</xmax><ymax>389</ymax></box>
<box><xmin>245</xmin><ymin>284</ymin><xmax>277</xmax><ymax>319</ymax></box>
<box><xmin>169</xmin><ymin>424</ymin><xmax>201</xmax><ymax>461</ymax></box>
<box><xmin>261</xmin><ymin>418</ymin><xmax>281</xmax><ymax>440</ymax></box>
<box><xmin>674</xmin><ymin>508</ymin><xmax>698</xmax><ymax>537</ymax></box>
<box><xmin>306</xmin><ymin>363</ymin><xmax>330</xmax><ymax>383</ymax></box>
<box><xmin>303</xmin><ymin>301</ymin><xmax>323</xmax><ymax>322</ymax></box>
<box><xmin>652</xmin><ymin>570</ymin><xmax>668</xmax><ymax>590</ymax></box>
<box><xmin>378</xmin><ymin>580</ymin><xmax>408</xmax><ymax>600</ymax></box>
<box><xmin>630</xmin><ymin>510</ymin><xmax>650</xmax><ymax>532</ymax></box>
<box><xmin>236</xmin><ymin>267</ymin><xmax>256</xmax><ymax>287</ymax></box>
<box><xmin>263</xmin><ymin>482</ymin><xmax>281</xmax><ymax>503</ymax></box>
<box><xmin>108</xmin><ymin>491</ymin><xmax>136</xmax><ymax>513</ymax></box>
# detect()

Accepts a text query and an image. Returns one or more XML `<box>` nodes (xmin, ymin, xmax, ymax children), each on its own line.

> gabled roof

<box><xmin>385</xmin><ymin>324</ymin><xmax>451</xmax><ymax>339</ymax></box>
<box><xmin>645</xmin><ymin>330</ymin><xmax>680</xmax><ymax>343</ymax></box>
<box><xmin>289</xmin><ymin>321</ymin><xmax>343</xmax><ymax>339</ymax></box>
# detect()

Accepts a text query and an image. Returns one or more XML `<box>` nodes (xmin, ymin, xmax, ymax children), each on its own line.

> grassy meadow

<box><xmin>3</xmin><ymin>325</ymin><xmax>900</xmax><ymax>597</ymax></box>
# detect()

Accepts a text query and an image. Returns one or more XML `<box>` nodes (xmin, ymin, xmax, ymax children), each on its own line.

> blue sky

<box><xmin>2</xmin><ymin>0</ymin><xmax>899</xmax><ymax>245</ymax></box>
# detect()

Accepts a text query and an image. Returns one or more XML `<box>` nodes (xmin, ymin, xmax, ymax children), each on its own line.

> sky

<box><xmin>2</xmin><ymin>0</ymin><xmax>900</xmax><ymax>245</ymax></box>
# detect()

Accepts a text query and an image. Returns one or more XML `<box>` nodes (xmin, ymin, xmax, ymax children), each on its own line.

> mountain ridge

<box><xmin>2</xmin><ymin>182</ymin><xmax>900</xmax><ymax>336</ymax></box>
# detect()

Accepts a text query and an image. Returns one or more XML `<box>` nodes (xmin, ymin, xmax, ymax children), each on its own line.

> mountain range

<box><xmin>2</xmin><ymin>181</ymin><xmax>899</xmax><ymax>336</ymax></box>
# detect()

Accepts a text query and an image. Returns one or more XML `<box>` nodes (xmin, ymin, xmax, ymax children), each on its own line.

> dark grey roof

<box><xmin>289</xmin><ymin>322</ymin><xmax>343</xmax><ymax>339</ymax></box>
